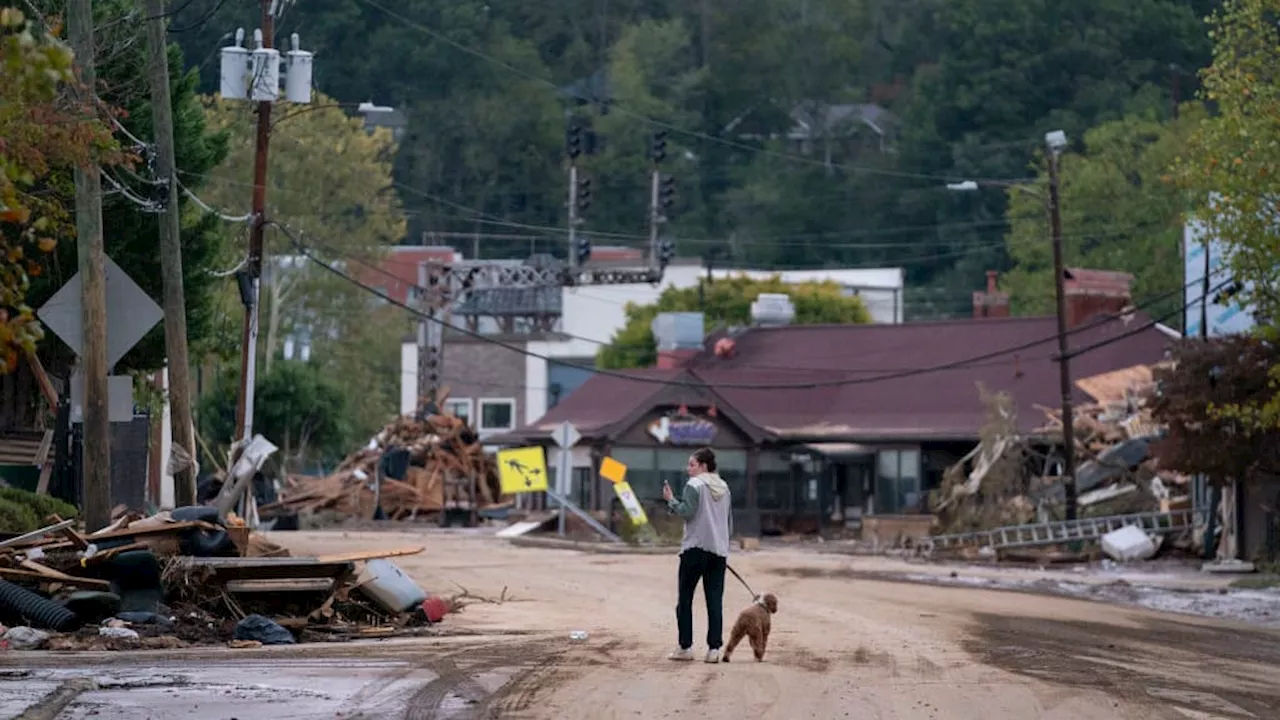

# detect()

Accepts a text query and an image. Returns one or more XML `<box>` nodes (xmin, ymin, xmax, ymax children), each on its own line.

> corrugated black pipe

<box><xmin>0</xmin><ymin>579</ymin><xmax>80</xmax><ymax>631</ymax></box>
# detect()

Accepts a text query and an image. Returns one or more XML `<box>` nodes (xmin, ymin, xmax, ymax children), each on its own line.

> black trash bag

<box><xmin>233</xmin><ymin>614</ymin><xmax>295</xmax><ymax>645</ymax></box>
<box><xmin>116</xmin><ymin>611</ymin><xmax>175</xmax><ymax>629</ymax></box>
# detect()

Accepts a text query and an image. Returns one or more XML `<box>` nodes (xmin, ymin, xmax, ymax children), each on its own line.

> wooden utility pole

<box><xmin>144</xmin><ymin>0</ymin><xmax>197</xmax><ymax>506</ymax></box>
<box><xmin>69</xmin><ymin>0</ymin><xmax>111</xmax><ymax>532</ymax></box>
<box><xmin>1046</xmin><ymin>144</ymin><xmax>1078</xmax><ymax>525</ymax></box>
<box><xmin>220</xmin><ymin>0</ymin><xmax>275</xmax><ymax>517</ymax></box>
<box><xmin>233</xmin><ymin>0</ymin><xmax>275</xmax><ymax>446</ymax></box>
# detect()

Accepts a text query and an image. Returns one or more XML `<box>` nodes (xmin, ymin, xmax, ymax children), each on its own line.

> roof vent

<box><xmin>750</xmin><ymin>293</ymin><xmax>795</xmax><ymax>326</ymax></box>
<box><xmin>651</xmin><ymin>312</ymin><xmax>705</xmax><ymax>350</ymax></box>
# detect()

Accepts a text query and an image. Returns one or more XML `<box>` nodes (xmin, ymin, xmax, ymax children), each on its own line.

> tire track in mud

<box><xmin>401</xmin><ymin>636</ymin><xmax>639</xmax><ymax>719</ymax></box>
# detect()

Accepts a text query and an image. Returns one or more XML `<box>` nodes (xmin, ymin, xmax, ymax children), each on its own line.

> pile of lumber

<box><xmin>263</xmin><ymin>412</ymin><xmax>507</xmax><ymax>521</ymax></box>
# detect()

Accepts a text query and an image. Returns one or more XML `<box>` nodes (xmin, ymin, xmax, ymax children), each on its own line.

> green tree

<box><xmin>596</xmin><ymin>275</ymin><xmax>872</xmax><ymax>369</ymax></box>
<box><xmin>1179</xmin><ymin>0</ymin><xmax>1280</xmax><ymax>323</ymax></box>
<box><xmin>199</xmin><ymin>360</ymin><xmax>350</xmax><ymax>472</ymax></box>
<box><xmin>18</xmin><ymin>0</ymin><xmax>229</xmax><ymax>380</ymax></box>
<box><xmin>198</xmin><ymin>91</ymin><xmax>406</xmax><ymax>370</ymax></box>
<box><xmin>1177</xmin><ymin>0</ymin><xmax>1280</xmax><ymax>431</ymax></box>
<box><xmin>1002</xmin><ymin>106</ymin><xmax>1206</xmax><ymax>324</ymax></box>
<box><xmin>890</xmin><ymin>0</ymin><xmax>1211</xmax><ymax>303</ymax></box>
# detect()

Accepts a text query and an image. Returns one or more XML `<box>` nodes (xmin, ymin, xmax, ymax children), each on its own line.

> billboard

<box><xmin>1183</xmin><ymin>217</ymin><xmax>1255</xmax><ymax>338</ymax></box>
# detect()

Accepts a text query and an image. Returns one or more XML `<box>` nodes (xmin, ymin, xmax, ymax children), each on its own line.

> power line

<box><xmin>278</xmin><ymin>221</ymin><xmax>1226</xmax><ymax>392</ymax></box>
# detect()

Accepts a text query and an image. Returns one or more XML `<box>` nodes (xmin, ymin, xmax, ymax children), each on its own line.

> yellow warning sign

<box><xmin>497</xmin><ymin>446</ymin><xmax>548</xmax><ymax>494</ymax></box>
<box><xmin>599</xmin><ymin>456</ymin><xmax>627</xmax><ymax>484</ymax></box>
<box><xmin>613</xmin><ymin>481</ymin><xmax>649</xmax><ymax>525</ymax></box>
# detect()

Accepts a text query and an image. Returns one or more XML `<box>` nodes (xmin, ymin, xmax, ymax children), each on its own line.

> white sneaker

<box><xmin>668</xmin><ymin>647</ymin><xmax>694</xmax><ymax>661</ymax></box>
<box><xmin>705</xmin><ymin>648</ymin><xmax>721</xmax><ymax>663</ymax></box>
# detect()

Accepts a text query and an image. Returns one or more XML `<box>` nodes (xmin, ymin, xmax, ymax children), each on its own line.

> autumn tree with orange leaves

<box><xmin>0</xmin><ymin>7</ymin><xmax>122</xmax><ymax>373</ymax></box>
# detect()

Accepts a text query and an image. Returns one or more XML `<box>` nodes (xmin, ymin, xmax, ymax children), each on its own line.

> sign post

<box><xmin>550</xmin><ymin>421</ymin><xmax>581</xmax><ymax>536</ymax></box>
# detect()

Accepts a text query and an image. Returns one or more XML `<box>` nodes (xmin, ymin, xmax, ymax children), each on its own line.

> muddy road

<box><xmin>4</xmin><ymin>529</ymin><xmax>1279</xmax><ymax>719</ymax></box>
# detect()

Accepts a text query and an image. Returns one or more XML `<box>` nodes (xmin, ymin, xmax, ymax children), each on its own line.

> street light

<box><xmin>946</xmin><ymin>129</ymin><xmax>1078</xmax><ymax>524</ymax></box>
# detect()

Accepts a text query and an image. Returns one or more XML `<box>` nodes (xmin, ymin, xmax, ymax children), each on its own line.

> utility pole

<box><xmin>1045</xmin><ymin>130</ymin><xmax>1078</xmax><ymax>524</ymax></box>
<box><xmin>565</xmin><ymin>117</ymin><xmax>583</xmax><ymax>270</ymax></box>
<box><xmin>69</xmin><ymin>0</ymin><xmax>111</xmax><ymax>533</ymax></box>
<box><xmin>649</xmin><ymin>131</ymin><xmax>667</xmax><ymax>267</ymax></box>
<box><xmin>233</xmin><ymin>0</ymin><xmax>275</xmax><ymax>449</ymax></box>
<box><xmin>415</xmin><ymin>261</ymin><xmax>443</xmax><ymax>414</ymax></box>
<box><xmin>144</xmin><ymin>0</ymin><xmax>197</xmax><ymax>506</ymax></box>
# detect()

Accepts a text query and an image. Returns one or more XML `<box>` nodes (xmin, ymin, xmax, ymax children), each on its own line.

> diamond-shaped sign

<box><xmin>37</xmin><ymin>255</ymin><xmax>164</xmax><ymax>368</ymax></box>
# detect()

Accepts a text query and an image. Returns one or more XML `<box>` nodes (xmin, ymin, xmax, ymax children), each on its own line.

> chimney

<box><xmin>750</xmin><ymin>293</ymin><xmax>796</xmax><ymax>326</ymax></box>
<box><xmin>651</xmin><ymin>312</ymin><xmax>705</xmax><ymax>369</ymax></box>
<box><xmin>1063</xmin><ymin>268</ymin><xmax>1133</xmax><ymax>328</ymax></box>
<box><xmin>972</xmin><ymin>270</ymin><xmax>1010</xmax><ymax>318</ymax></box>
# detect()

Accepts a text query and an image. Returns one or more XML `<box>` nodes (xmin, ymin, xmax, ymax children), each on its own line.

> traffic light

<box><xmin>657</xmin><ymin>237</ymin><xmax>675</xmax><ymax>268</ymax></box>
<box><xmin>650</xmin><ymin>130</ymin><xmax>668</xmax><ymax>163</ymax></box>
<box><xmin>566</xmin><ymin>122</ymin><xmax>583</xmax><ymax>158</ymax></box>
<box><xmin>659</xmin><ymin>174</ymin><xmax>675</xmax><ymax>210</ymax></box>
<box><xmin>576</xmin><ymin>176</ymin><xmax>592</xmax><ymax>213</ymax></box>
<box><xmin>575</xmin><ymin>235</ymin><xmax>592</xmax><ymax>265</ymax></box>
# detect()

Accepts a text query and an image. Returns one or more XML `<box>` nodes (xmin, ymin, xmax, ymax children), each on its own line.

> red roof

<box><xmin>353</xmin><ymin>246</ymin><xmax>461</xmax><ymax>304</ymax></box>
<box><xmin>692</xmin><ymin>314</ymin><xmax>1170</xmax><ymax>440</ymax></box>
<box><xmin>514</xmin><ymin>313</ymin><xmax>1172</xmax><ymax>443</ymax></box>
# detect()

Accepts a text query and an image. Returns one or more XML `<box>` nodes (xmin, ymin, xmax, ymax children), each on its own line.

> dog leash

<box><xmin>726</xmin><ymin>564</ymin><xmax>757</xmax><ymax>599</ymax></box>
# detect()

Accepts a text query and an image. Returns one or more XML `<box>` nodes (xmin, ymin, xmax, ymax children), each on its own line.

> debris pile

<box><xmin>262</xmin><ymin>412</ymin><xmax>508</xmax><ymax>522</ymax></box>
<box><xmin>930</xmin><ymin>366</ymin><xmax>1194</xmax><ymax>555</ymax></box>
<box><xmin>1033</xmin><ymin>364</ymin><xmax>1191</xmax><ymax>517</ymax></box>
<box><xmin>1</xmin><ymin>509</ymin><xmax>449</xmax><ymax>651</ymax></box>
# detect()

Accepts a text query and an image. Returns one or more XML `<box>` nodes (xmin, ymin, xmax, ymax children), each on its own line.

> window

<box><xmin>444</xmin><ymin>398</ymin><xmax>472</xmax><ymax>426</ymax></box>
<box><xmin>874</xmin><ymin>448</ymin><xmax>921</xmax><ymax>515</ymax></box>
<box><xmin>757</xmin><ymin>452</ymin><xmax>793</xmax><ymax>511</ymax></box>
<box><xmin>478</xmin><ymin>398</ymin><xmax>515</xmax><ymax>432</ymax></box>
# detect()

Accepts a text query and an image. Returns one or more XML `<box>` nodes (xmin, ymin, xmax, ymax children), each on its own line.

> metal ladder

<box><xmin>920</xmin><ymin>508</ymin><xmax>1206</xmax><ymax>555</ymax></box>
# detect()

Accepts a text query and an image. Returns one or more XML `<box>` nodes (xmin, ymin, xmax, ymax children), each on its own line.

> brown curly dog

<box><xmin>722</xmin><ymin>593</ymin><xmax>777</xmax><ymax>662</ymax></box>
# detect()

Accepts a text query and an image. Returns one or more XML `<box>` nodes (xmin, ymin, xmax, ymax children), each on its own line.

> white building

<box><xmin>400</xmin><ymin>263</ymin><xmax>905</xmax><ymax>430</ymax></box>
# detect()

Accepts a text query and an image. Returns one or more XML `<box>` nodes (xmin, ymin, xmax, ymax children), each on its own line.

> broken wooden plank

<box><xmin>15</xmin><ymin>560</ymin><xmax>111</xmax><ymax>590</ymax></box>
<box><xmin>0</xmin><ymin>519</ymin><xmax>77</xmax><ymax>550</ymax></box>
<box><xmin>225</xmin><ymin>578</ymin><xmax>335</xmax><ymax>593</ymax></box>
<box><xmin>0</xmin><ymin>566</ymin><xmax>109</xmax><ymax>590</ymax></box>
<box><xmin>312</xmin><ymin>546</ymin><xmax>424</xmax><ymax>564</ymax></box>
<box><xmin>46</xmin><ymin>514</ymin><xmax>89</xmax><ymax>550</ymax></box>
<box><xmin>172</xmin><ymin>556</ymin><xmax>356</xmax><ymax>582</ymax></box>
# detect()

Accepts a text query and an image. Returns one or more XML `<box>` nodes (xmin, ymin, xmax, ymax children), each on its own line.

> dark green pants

<box><xmin>676</xmin><ymin>547</ymin><xmax>726</xmax><ymax>650</ymax></box>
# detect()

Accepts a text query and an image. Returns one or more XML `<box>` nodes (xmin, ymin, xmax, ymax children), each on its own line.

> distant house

<box><xmin>787</xmin><ymin>102</ymin><xmax>900</xmax><ymax>156</ymax></box>
<box><xmin>357</xmin><ymin>102</ymin><xmax>408</xmax><ymax>142</ymax></box>
<box><xmin>493</xmin><ymin>269</ymin><xmax>1173</xmax><ymax>536</ymax></box>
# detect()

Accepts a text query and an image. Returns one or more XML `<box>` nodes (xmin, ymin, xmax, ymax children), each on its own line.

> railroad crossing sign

<box><xmin>497</xmin><ymin>446</ymin><xmax>548</xmax><ymax>494</ymax></box>
<box><xmin>36</xmin><ymin>254</ymin><xmax>163</xmax><ymax>368</ymax></box>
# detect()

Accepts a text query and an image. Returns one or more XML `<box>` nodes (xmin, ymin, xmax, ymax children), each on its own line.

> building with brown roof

<box><xmin>493</xmin><ymin>269</ymin><xmax>1175</xmax><ymax>536</ymax></box>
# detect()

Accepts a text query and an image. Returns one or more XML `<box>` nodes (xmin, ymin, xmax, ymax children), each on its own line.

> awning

<box><xmin>803</xmin><ymin>442</ymin><xmax>875</xmax><ymax>460</ymax></box>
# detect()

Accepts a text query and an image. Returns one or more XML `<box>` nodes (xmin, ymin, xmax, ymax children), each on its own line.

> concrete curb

<box><xmin>505</xmin><ymin>536</ymin><xmax>677</xmax><ymax>555</ymax></box>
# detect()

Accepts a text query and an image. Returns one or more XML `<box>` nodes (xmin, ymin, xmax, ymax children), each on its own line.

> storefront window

<box><xmin>716</xmin><ymin>450</ymin><xmax>748</xmax><ymax>508</ymax></box>
<box><xmin>611</xmin><ymin>448</ymin><xmax>661</xmax><ymax>504</ymax></box>
<box><xmin>875</xmin><ymin>448</ymin><xmax>921</xmax><ymax>514</ymax></box>
<box><xmin>757</xmin><ymin>452</ymin><xmax>792</xmax><ymax>511</ymax></box>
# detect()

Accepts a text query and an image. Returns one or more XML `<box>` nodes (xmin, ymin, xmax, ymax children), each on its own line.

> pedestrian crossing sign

<box><xmin>613</xmin><ymin>480</ymin><xmax>648</xmax><ymax>526</ymax></box>
<box><xmin>497</xmin><ymin>446</ymin><xmax>548</xmax><ymax>494</ymax></box>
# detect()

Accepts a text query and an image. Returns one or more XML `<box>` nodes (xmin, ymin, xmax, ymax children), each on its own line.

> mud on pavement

<box><xmin>964</xmin><ymin>613</ymin><xmax>1280</xmax><ymax>719</ymax></box>
<box><xmin>1</xmin><ymin>634</ymin><xmax>627</xmax><ymax>720</ymax></box>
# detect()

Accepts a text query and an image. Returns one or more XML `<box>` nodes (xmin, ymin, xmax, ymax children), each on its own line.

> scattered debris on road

<box><xmin>0</xmin><ymin>509</ymin><xmax>454</xmax><ymax>651</ymax></box>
